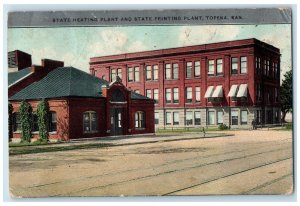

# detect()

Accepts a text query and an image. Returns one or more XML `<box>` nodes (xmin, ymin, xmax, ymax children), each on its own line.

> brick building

<box><xmin>9</xmin><ymin>57</ymin><xmax>154</xmax><ymax>141</ymax></box>
<box><xmin>90</xmin><ymin>38</ymin><xmax>281</xmax><ymax>129</ymax></box>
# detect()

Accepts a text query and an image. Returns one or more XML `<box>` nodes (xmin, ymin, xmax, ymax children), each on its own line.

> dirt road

<box><xmin>9</xmin><ymin>130</ymin><xmax>293</xmax><ymax>197</ymax></box>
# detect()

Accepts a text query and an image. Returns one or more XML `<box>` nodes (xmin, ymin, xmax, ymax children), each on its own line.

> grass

<box><xmin>9</xmin><ymin>141</ymin><xmax>59</xmax><ymax>147</ymax></box>
<box><xmin>156</xmin><ymin>127</ymin><xmax>221</xmax><ymax>134</ymax></box>
<box><xmin>9</xmin><ymin>142</ymin><xmax>113</xmax><ymax>155</ymax></box>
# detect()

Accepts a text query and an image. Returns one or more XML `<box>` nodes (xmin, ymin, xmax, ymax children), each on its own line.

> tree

<box><xmin>37</xmin><ymin>99</ymin><xmax>49</xmax><ymax>142</ymax></box>
<box><xmin>280</xmin><ymin>70</ymin><xmax>292</xmax><ymax>122</ymax></box>
<box><xmin>19</xmin><ymin>100</ymin><xmax>32</xmax><ymax>142</ymax></box>
<box><xmin>8</xmin><ymin>103</ymin><xmax>13</xmax><ymax>141</ymax></box>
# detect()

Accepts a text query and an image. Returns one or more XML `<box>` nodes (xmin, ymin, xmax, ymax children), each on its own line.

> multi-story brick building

<box><xmin>90</xmin><ymin>38</ymin><xmax>281</xmax><ymax>129</ymax></box>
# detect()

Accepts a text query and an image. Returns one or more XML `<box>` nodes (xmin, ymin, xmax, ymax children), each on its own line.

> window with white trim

<box><xmin>241</xmin><ymin>110</ymin><xmax>248</xmax><ymax>125</ymax></box>
<box><xmin>231</xmin><ymin>111</ymin><xmax>238</xmax><ymax>125</ymax></box>
<box><xmin>217</xmin><ymin>111</ymin><xmax>223</xmax><ymax>124</ymax></box>
<box><xmin>166</xmin><ymin>112</ymin><xmax>172</xmax><ymax>125</ymax></box>
<box><xmin>48</xmin><ymin>112</ymin><xmax>57</xmax><ymax>132</ymax></box>
<box><xmin>173</xmin><ymin>88</ymin><xmax>179</xmax><ymax>103</ymax></box>
<box><xmin>83</xmin><ymin>111</ymin><xmax>98</xmax><ymax>133</ymax></box>
<box><xmin>166</xmin><ymin>88</ymin><xmax>172</xmax><ymax>103</ymax></box>
<box><xmin>194</xmin><ymin>111</ymin><xmax>201</xmax><ymax>125</ymax></box>
<box><xmin>153</xmin><ymin>65</ymin><xmax>158</xmax><ymax>80</ymax></box>
<box><xmin>117</xmin><ymin>68</ymin><xmax>122</xmax><ymax>79</ymax></box>
<box><xmin>186</xmin><ymin>87</ymin><xmax>192</xmax><ymax>103</ymax></box>
<box><xmin>173</xmin><ymin>63</ymin><xmax>179</xmax><ymax>79</ymax></box>
<box><xmin>135</xmin><ymin>111</ymin><xmax>145</xmax><ymax>128</ymax></box>
<box><xmin>208</xmin><ymin>111</ymin><xmax>215</xmax><ymax>125</ymax></box>
<box><xmin>155</xmin><ymin>112</ymin><xmax>159</xmax><ymax>124</ymax></box>
<box><xmin>128</xmin><ymin>67</ymin><xmax>133</xmax><ymax>82</ymax></box>
<box><xmin>195</xmin><ymin>61</ymin><xmax>200</xmax><ymax>77</ymax></box>
<box><xmin>240</xmin><ymin>57</ymin><xmax>247</xmax><ymax>74</ymax></box>
<box><xmin>146</xmin><ymin>89</ymin><xmax>152</xmax><ymax>99</ymax></box>
<box><xmin>153</xmin><ymin>89</ymin><xmax>159</xmax><ymax>103</ymax></box>
<box><xmin>173</xmin><ymin>112</ymin><xmax>179</xmax><ymax>125</ymax></box>
<box><xmin>231</xmin><ymin>58</ymin><xmax>238</xmax><ymax>75</ymax></box>
<box><xmin>186</xmin><ymin>62</ymin><xmax>192</xmax><ymax>79</ymax></box>
<box><xmin>165</xmin><ymin>64</ymin><xmax>171</xmax><ymax>80</ymax></box>
<box><xmin>146</xmin><ymin>65</ymin><xmax>152</xmax><ymax>80</ymax></box>
<box><xmin>216</xmin><ymin>59</ymin><xmax>223</xmax><ymax>75</ymax></box>
<box><xmin>208</xmin><ymin>60</ymin><xmax>215</xmax><ymax>76</ymax></box>
<box><xmin>195</xmin><ymin>86</ymin><xmax>201</xmax><ymax>102</ymax></box>
<box><xmin>185</xmin><ymin>111</ymin><xmax>193</xmax><ymax>125</ymax></box>
<box><xmin>134</xmin><ymin>67</ymin><xmax>140</xmax><ymax>82</ymax></box>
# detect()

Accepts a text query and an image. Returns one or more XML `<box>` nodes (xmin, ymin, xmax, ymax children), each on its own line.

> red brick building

<box><xmin>9</xmin><ymin>64</ymin><xmax>155</xmax><ymax>142</ymax></box>
<box><xmin>90</xmin><ymin>38</ymin><xmax>281</xmax><ymax>129</ymax></box>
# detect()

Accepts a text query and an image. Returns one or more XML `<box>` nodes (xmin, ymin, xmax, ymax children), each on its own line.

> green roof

<box><xmin>9</xmin><ymin>67</ymin><xmax>109</xmax><ymax>100</ymax></box>
<box><xmin>8</xmin><ymin>67</ymin><xmax>32</xmax><ymax>86</ymax></box>
<box><xmin>9</xmin><ymin>67</ymin><xmax>152</xmax><ymax>101</ymax></box>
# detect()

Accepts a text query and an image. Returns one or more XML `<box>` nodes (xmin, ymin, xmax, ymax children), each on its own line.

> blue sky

<box><xmin>8</xmin><ymin>24</ymin><xmax>291</xmax><ymax>80</ymax></box>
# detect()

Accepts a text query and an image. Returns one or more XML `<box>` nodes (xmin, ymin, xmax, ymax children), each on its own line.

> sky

<box><xmin>8</xmin><ymin>24</ymin><xmax>291</xmax><ymax>80</ymax></box>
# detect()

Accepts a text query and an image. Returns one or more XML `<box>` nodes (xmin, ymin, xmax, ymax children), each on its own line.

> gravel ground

<box><xmin>9</xmin><ymin>129</ymin><xmax>293</xmax><ymax>197</ymax></box>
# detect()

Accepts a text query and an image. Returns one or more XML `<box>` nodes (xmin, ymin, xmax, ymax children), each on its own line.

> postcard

<box><xmin>7</xmin><ymin>8</ymin><xmax>293</xmax><ymax>197</ymax></box>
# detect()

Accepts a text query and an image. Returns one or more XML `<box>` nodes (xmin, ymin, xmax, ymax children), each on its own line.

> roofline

<box><xmin>90</xmin><ymin>38</ymin><xmax>280</xmax><ymax>64</ymax></box>
<box><xmin>8</xmin><ymin>71</ymin><xmax>33</xmax><ymax>88</ymax></box>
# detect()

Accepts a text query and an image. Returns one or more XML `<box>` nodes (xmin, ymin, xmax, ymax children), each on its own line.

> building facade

<box><xmin>90</xmin><ymin>38</ymin><xmax>281</xmax><ymax>129</ymax></box>
<box><xmin>9</xmin><ymin>66</ymin><xmax>155</xmax><ymax>142</ymax></box>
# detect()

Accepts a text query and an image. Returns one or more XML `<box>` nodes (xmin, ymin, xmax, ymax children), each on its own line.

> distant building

<box><xmin>90</xmin><ymin>38</ymin><xmax>281</xmax><ymax>129</ymax></box>
<box><xmin>8</xmin><ymin>52</ymin><xmax>154</xmax><ymax>142</ymax></box>
<box><xmin>8</xmin><ymin>50</ymin><xmax>32</xmax><ymax>73</ymax></box>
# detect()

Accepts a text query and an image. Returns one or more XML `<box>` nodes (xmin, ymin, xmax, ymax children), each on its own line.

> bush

<box><xmin>19</xmin><ymin>101</ymin><xmax>32</xmax><ymax>142</ymax></box>
<box><xmin>285</xmin><ymin>123</ymin><xmax>293</xmax><ymax>130</ymax></box>
<box><xmin>37</xmin><ymin>100</ymin><xmax>49</xmax><ymax>142</ymax></box>
<box><xmin>218</xmin><ymin>123</ymin><xmax>229</xmax><ymax>130</ymax></box>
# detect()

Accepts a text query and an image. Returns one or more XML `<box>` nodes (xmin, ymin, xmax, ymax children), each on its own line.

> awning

<box><xmin>228</xmin><ymin>85</ymin><xmax>239</xmax><ymax>97</ymax></box>
<box><xmin>204</xmin><ymin>86</ymin><xmax>214</xmax><ymax>98</ymax></box>
<box><xmin>236</xmin><ymin>84</ymin><xmax>248</xmax><ymax>97</ymax></box>
<box><xmin>212</xmin><ymin>85</ymin><xmax>223</xmax><ymax>98</ymax></box>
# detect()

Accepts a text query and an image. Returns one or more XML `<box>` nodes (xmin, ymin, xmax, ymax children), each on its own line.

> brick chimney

<box><xmin>8</xmin><ymin>50</ymin><xmax>32</xmax><ymax>72</ymax></box>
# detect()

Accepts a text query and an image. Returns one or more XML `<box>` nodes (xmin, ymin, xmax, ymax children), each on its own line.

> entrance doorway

<box><xmin>110</xmin><ymin>108</ymin><xmax>124</xmax><ymax>136</ymax></box>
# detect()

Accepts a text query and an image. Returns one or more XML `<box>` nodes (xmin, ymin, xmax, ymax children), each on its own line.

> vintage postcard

<box><xmin>6</xmin><ymin>8</ymin><xmax>293</xmax><ymax>197</ymax></box>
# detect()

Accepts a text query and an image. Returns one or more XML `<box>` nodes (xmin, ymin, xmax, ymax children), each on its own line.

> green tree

<box><xmin>8</xmin><ymin>103</ymin><xmax>13</xmax><ymax>141</ymax></box>
<box><xmin>37</xmin><ymin>99</ymin><xmax>49</xmax><ymax>142</ymax></box>
<box><xmin>19</xmin><ymin>100</ymin><xmax>32</xmax><ymax>142</ymax></box>
<box><xmin>280</xmin><ymin>70</ymin><xmax>292</xmax><ymax>122</ymax></box>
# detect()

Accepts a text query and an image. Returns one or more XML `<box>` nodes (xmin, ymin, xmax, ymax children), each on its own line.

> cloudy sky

<box><xmin>8</xmin><ymin>24</ymin><xmax>291</xmax><ymax>80</ymax></box>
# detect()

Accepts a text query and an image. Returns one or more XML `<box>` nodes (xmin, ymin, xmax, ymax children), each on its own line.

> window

<box><xmin>153</xmin><ymin>65</ymin><xmax>159</xmax><ymax>80</ymax></box>
<box><xmin>146</xmin><ymin>65</ymin><xmax>152</xmax><ymax>80</ymax></box>
<box><xmin>83</xmin><ymin>111</ymin><xmax>98</xmax><ymax>132</ymax></box>
<box><xmin>231</xmin><ymin>58</ymin><xmax>238</xmax><ymax>75</ymax></box>
<box><xmin>166</xmin><ymin>112</ymin><xmax>172</xmax><ymax>125</ymax></box>
<box><xmin>13</xmin><ymin>112</ymin><xmax>21</xmax><ymax>132</ymax></box>
<box><xmin>173</xmin><ymin>88</ymin><xmax>179</xmax><ymax>103</ymax></box>
<box><xmin>256</xmin><ymin>57</ymin><xmax>261</xmax><ymax>74</ymax></box>
<box><xmin>240</xmin><ymin>57</ymin><xmax>247</xmax><ymax>74</ymax></box>
<box><xmin>135</xmin><ymin>90</ymin><xmax>140</xmax><ymax>94</ymax></box>
<box><xmin>146</xmin><ymin>89</ymin><xmax>152</xmax><ymax>99</ymax></box>
<box><xmin>256</xmin><ymin>83</ymin><xmax>262</xmax><ymax>101</ymax></box>
<box><xmin>153</xmin><ymin>89</ymin><xmax>159</xmax><ymax>103</ymax></box>
<box><xmin>241</xmin><ymin>110</ymin><xmax>248</xmax><ymax>125</ymax></box>
<box><xmin>128</xmin><ymin>67</ymin><xmax>133</xmax><ymax>82</ymax></box>
<box><xmin>186</xmin><ymin>62</ymin><xmax>192</xmax><ymax>79</ymax></box>
<box><xmin>185</xmin><ymin>111</ymin><xmax>193</xmax><ymax>125</ymax></box>
<box><xmin>263</xmin><ymin>60</ymin><xmax>267</xmax><ymax>76</ymax></box>
<box><xmin>194</xmin><ymin>111</ymin><xmax>201</xmax><ymax>125</ymax></box>
<box><xmin>32</xmin><ymin>113</ymin><xmax>39</xmax><ymax>132</ymax></box>
<box><xmin>111</xmin><ymin>69</ymin><xmax>117</xmax><ymax>82</ymax></box>
<box><xmin>275</xmin><ymin>88</ymin><xmax>278</xmax><ymax>102</ymax></box>
<box><xmin>217</xmin><ymin>111</ymin><xmax>223</xmax><ymax>124</ymax></box>
<box><xmin>48</xmin><ymin>112</ymin><xmax>57</xmax><ymax>132</ymax></box>
<box><xmin>117</xmin><ymin>68</ymin><xmax>122</xmax><ymax>79</ymax></box>
<box><xmin>208</xmin><ymin>60</ymin><xmax>215</xmax><ymax>76</ymax></box>
<box><xmin>186</xmin><ymin>87</ymin><xmax>192</xmax><ymax>103</ymax></box>
<box><xmin>208</xmin><ymin>111</ymin><xmax>215</xmax><ymax>125</ymax></box>
<box><xmin>155</xmin><ymin>112</ymin><xmax>159</xmax><ymax>125</ymax></box>
<box><xmin>195</xmin><ymin>86</ymin><xmax>201</xmax><ymax>102</ymax></box>
<box><xmin>165</xmin><ymin>64</ymin><xmax>171</xmax><ymax>79</ymax></box>
<box><xmin>135</xmin><ymin>111</ymin><xmax>145</xmax><ymax>128</ymax></box>
<box><xmin>274</xmin><ymin>63</ymin><xmax>278</xmax><ymax>79</ymax></box>
<box><xmin>267</xmin><ymin>60</ymin><xmax>270</xmax><ymax>76</ymax></box>
<box><xmin>134</xmin><ymin>67</ymin><xmax>140</xmax><ymax>82</ymax></box>
<box><xmin>173</xmin><ymin>63</ymin><xmax>179</xmax><ymax>79</ymax></box>
<box><xmin>173</xmin><ymin>112</ymin><xmax>179</xmax><ymax>125</ymax></box>
<box><xmin>216</xmin><ymin>59</ymin><xmax>223</xmax><ymax>75</ymax></box>
<box><xmin>166</xmin><ymin>88</ymin><xmax>172</xmax><ymax>103</ymax></box>
<box><xmin>256</xmin><ymin>110</ymin><xmax>262</xmax><ymax>124</ymax></box>
<box><xmin>231</xmin><ymin>111</ymin><xmax>238</xmax><ymax>125</ymax></box>
<box><xmin>195</xmin><ymin>61</ymin><xmax>200</xmax><ymax>77</ymax></box>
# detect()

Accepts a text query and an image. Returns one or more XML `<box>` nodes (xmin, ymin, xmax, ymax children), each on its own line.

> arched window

<box><xmin>12</xmin><ymin>112</ymin><xmax>21</xmax><ymax>132</ymax></box>
<box><xmin>83</xmin><ymin>111</ymin><xmax>98</xmax><ymax>133</ymax></box>
<box><xmin>48</xmin><ymin>112</ymin><xmax>57</xmax><ymax>132</ymax></box>
<box><xmin>135</xmin><ymin>111</ymin><xmax>145</xmax><ymax>128</ymax></box>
